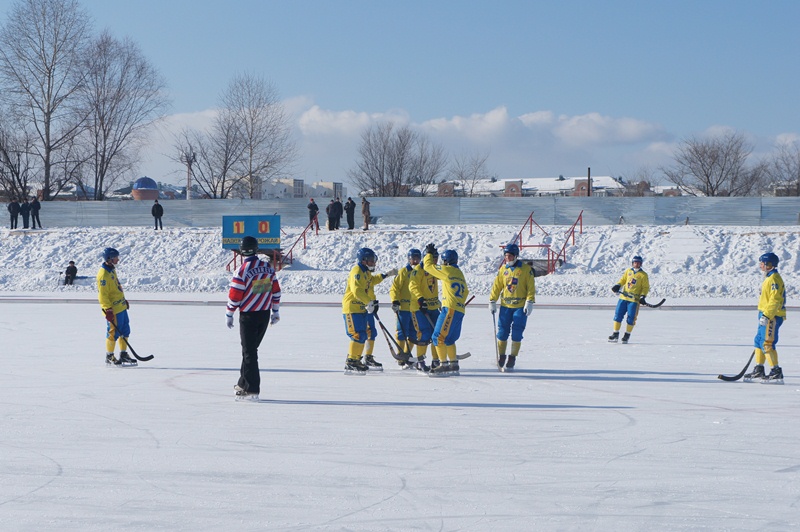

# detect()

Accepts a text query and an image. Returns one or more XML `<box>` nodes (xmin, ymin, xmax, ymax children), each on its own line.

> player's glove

<box><xmin>391</xmin><ymin>301</ymin><xmax>400</xmax><ymax>313</ymax></box>
<box><xmin>524</xmin><ymin>301</ymin><xmax>534</xmax><ymax>315</ymax></box>
<box><xmin>104</xmin><ymin>308</ymin><xmax>115</xmax><ymax>323</ymax></box>
<box><xmin>366</xmin><ymin>300</ymin><xmax>379</xmax><ymax>314</ymax></box>
<box><xmin>383</xmin><ymin>267</ymin><xmax>398</xmax><ymax>278</ymax></box>
<box><xmin>226</xmin><ymin>312</ymin><xmax>234</xmax><ymax>329</ymax></box>
<box><xmin>417</xmin><ymin>298</ymin><xmax>428</xmax><ymax>313</ymax></box>
<box><xmin>270</xmin><ymin>310</ymin><xmax>280</xmax><ymax>325</ymax></box>
<box><xmin>611</xmin><ymin>284</ymin><xmax>621</xmax><ymax>294</ymax></box>
<box><xmin>759</xmin><ymin>315</ymin><xmax>769</xmax><ymax>327</ymax></box>
<box><xmin>489</xmin><ymin>301</ymin><xmax>497</xmax><ymax>314</ymax></box>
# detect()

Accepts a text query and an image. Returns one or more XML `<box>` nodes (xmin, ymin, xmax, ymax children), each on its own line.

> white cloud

<box><xmin>550</xmin><ymin>112</ymin><xmax>666</xmax><ymax>146</ymax></box>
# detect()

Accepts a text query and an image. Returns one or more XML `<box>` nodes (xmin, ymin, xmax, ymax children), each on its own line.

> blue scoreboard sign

<box><xmin>222</xmin><ymin>215</ymin><xmax>281</xmax><ymax>250</ymax></box>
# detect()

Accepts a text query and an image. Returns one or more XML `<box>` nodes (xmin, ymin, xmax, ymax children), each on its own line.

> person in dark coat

<box><xmin>344</xmin><ymin>197</ymin><xmax>356</xmax><ymax>230</ymax></box>
<box><xmin>30</xmin><ymin>197</ymin><xmax>42</xmax><ymax>228</ymax></box>
<box><xmin>151</xmin><ymin>199</ymin><xmax>164</xmax><ymax>230</ymax></box>
<box><xmin>332</xmin><ymin>197</ymin><xmax>343</xmax><ymax>230</ymax></box>
<box><xmin>64</xmin><ymin>261</ymin><xmax>78</xmax><ymax>285</ymax></box>
<box><xmin>325</xmin><ymin>200</ymin><xmax>335</xmax><ymax>231</ymax></box>
<box><xmin>361</xmin><ymin>197</ymin><xmax>371</xmax><ymax>231</ymax></box>
<box><xmin>7</xmin><ymin>199</ymin><xmax>20</xmax><ymax>229</ymax></box>
<box><xmin>19</xmin><ymin>199</ymin><xmax>31</xmax><ymax>229</ymax></box>
<box><xmin>307</xmin><ymin>198</ymin><xmax>320</xmax><ymax>230</ymax></box>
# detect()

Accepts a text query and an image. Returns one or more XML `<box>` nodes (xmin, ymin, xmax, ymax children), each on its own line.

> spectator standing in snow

<box><xmin>325</xmin><ymin>200</ymin><xmax>335</xmax><ymax>230</ymax></box>
<box><xmin>307</xmin><ymin>198</ymin><xmax>320</xmax><ymax>230</ymax></box>
<box><xmin>151</xmin><ymin>199</ymin><xmax>164</xmax><ymax>230</ymax></box>
<box><xmin>7</xmin><ymin>199</ymin><xmax>20</xmax><ymax>229</ymax></box>
<box><xmin>19</xmin><ymin>198</ymin><xmax>30</xmax><ymax>229</ymax></box>
<box><xmin>343</xmin><ymin>197</ymin><xmax>356</xmax><ymax>230</ymax></box>
<box><xmin>361</xmin><ymin>197</ymin><xmax>371</xmax><ymax>231</ymax></box>
<box><xmin>30</xmin><ymin>197</ymin><xmax>42</xmax><ymax>228</ymax></box>
<box><xmin>332</xmin><ymin>197</ymin><xmax>343</xmax><ymax>229</ymax></box>
<box><xmin>225</xmin><ymin>236</ymin><xmax>281</xmax><ymax>401</ymax></box>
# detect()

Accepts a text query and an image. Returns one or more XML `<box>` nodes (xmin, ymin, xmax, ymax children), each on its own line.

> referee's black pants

<box><xmin>238</xmin><ymin>310</ymin><xmax>271</xmax><ymax>394</ymax></box>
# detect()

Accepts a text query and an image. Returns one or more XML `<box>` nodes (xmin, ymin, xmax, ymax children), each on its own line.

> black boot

<box><xmin>497</xmin><ymin>354</ymin><xmax>506</xmax><ymax>370</ymax></box>
<box><xmin>505</xmin><ymin>355</ymin><xmax>516</xmax><ymax>371</ymax></box>
<box><xmin>608</xmin><ymin>332</ymin><xmax>619</xmax><ymax>342</ymax></box>
<box><xmin>621</xmin><ymin>333</ymin><xmax>631</xmax><ymax>344</ymax></box>
<box><xmin>744</xmin><ymin>364</ymin><xmax>765</xmax><ymax>381</ymax></box>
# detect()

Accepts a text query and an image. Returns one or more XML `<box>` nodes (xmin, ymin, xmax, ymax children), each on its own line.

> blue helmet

<box><xmin>408</xmin><ymin>248</ymin><xmax>422</xmax><ymax>260</ymax></box>
<box><xmin>357</xmin><ymin>247</ymin><xmax>377</xmax><ymax>270</ymax></box>
<box><xmin>103</xmin><ymin>247</ymin><xmax>120</xmax><ymax>261</ymax></box>
<box><xmin>503</xmin><ymin>243</ymin><xmax>520</xmax><ymax>257</ymax></box>
<box><xmin>441</xmin><ymin>249</ymin><xmax>458</xmax><ymax>266</ymax></box>
<box><xmin>759</xmin><ymin>252</ymin><xmax>779</xmax><ymax>268</ymax></box>
<box><xmin>632</xmin><ymin>255</ymin><xmax>643</xmax><ymax>264</ymax></box>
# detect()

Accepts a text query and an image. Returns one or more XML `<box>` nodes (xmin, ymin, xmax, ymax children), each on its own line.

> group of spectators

<box><xmin>7</xmin><ymin>197</ymin><xmax>42</xmax><ymax>229</ymax></box>
<box><xmin>307</xmin><ymin>196</ymin><xmax>371</xmax><ymax>231</ymax></box>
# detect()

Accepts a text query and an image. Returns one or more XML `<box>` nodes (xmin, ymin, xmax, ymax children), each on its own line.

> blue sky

<box><xmin>66</xmin><ymin>0</ymin><xmax>800</xmax><ymax>188</ymax></box>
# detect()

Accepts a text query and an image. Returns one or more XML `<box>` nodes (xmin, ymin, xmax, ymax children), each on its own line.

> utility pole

<box><xmin>180</xmin><ymin>148</ymin><xmax>196</xmax><ymax>200</ymax></box>
<box><xmin>587</xmin><ymin>167</ymin><xmax>592</xmax><ymax>197</ymax></box>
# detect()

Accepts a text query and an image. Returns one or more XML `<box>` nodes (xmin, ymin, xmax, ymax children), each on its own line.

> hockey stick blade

<box><xmin>124</xmin><ymin>338</ymin><xmax>155</xmax><ymax>362</ymax></box>
<box><xmin>717</xmin><ymin>350</ymin><xmax>755</xmax><ymax>382</ymax></box>
<box><xmin>641</xmin><ymin>298</ymin><xmax>666</xmax><ymax>308</ymax></box>
<box><xmin>456</xmin><ymin>352</ymin><xmax>472</xmax><ymax>360</ymax></box>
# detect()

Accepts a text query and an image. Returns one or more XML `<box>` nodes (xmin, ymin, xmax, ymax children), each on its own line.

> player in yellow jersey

<box><xmin>97</xmin><ymin>247</ymin><xmax>135</xmax><ymax>366</ymax></box>
<box><xmin>744</xmin><ymin>252</ymin><xmax>787</xmax><ymax>383</ymax></box>
<box><xmin>390</xmin><ymin>248</ymin><xmax>427</xmax><ymax>370</ymax></box>
<box><xmin>422</xmin><ymin>244</ymin><xmax>469</xmax><ymax>376</ymax></box>
<box><xmin>608</xmin><ymin>255</ymin><xmax>650</xmax><ymax>344</ymax></box>
<box><xmin>342</xmin><ymin>247</ymin><xmax>397</xmax><ymax>373</ymax></box>
<box><xmin>489</xmin><ymin>243</ymin><xmax>536</xmax><ymax>372</ymax></box>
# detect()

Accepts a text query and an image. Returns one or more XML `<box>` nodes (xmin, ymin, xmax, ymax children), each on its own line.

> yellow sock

<box><xmin>497</xmin><ymin>340</ymin><xmax>507</xmax><ymax>356</ymax></box>
<box><xmin>765</xmin><ymin>349</ymin><xmax>779</xmax><ymax>367</ymax></box>
<box><xmin>613</xmin><ymin>322</ymin><xmax>621</xmax><ymax>332</ymax></box>
<box><xmin>430</xmin><ymin>345</ymin><xmax>439</xmax><ymax>362</ymax></box>
<box><xmin>416</xmin><ymin>344</ymin><xmax>427</xmax><ymax>358</ymax></box>
<box><xmin>364</xmin><ymin>340</ymin><xmax>374</xmax><ymax>356</ymax></box>
<box><xmin>447</xmin><ymin>344</ymin><xmax>457</xmax><ymax>362</ymax></box>
<box><xmin>348</xmin><ymin>341</ymin><xmax>365</xmax><ymax>359</ymax></box>
<box><xmin>626</xmin><ymin>324</ymin><xmax>634</xmax><ymax>333</ymax></box>
<box><xmin>511</xmin><ymin>341</ymin><xmax>521</xmax><ymax>356</ymax></box>
<box><xmin>754</xmin><ymin>348</ymin><xmax>765</xmax><ymax>365</ymax></box>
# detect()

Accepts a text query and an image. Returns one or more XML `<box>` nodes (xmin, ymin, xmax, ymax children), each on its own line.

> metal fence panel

<box><xmin>21</xmin><ymin>197</ymin><xmax>800</xmax><ymax>229</ymax></box>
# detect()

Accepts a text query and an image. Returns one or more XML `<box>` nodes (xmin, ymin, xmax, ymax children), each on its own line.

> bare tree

<box><xmin>448</xmin><ymin>150</ymin><xmax>492</xmax><ymax>197</ymax></box>
<box><xmin>220</xmin><ymin>73</ymin><xmax>296</xmax><ymax>199</ymax></box>
<box><xmin>80</xmin><ymin>31</ymin><xmax>170</xmax><ymax>200</ymax></box>
<box><xmin>409</xmin><ymin>136</ymin><xmax>447</xmax><ymax>196</ymax></box>
<box><xmin>0</xmin><ymin>123</ymin><xmax>39</xmax><ymax>199</ymax></box>
<box><xmin>662</xmin><ymin>132</ymin><xmax>767</xmax><ymax>196</ymax></box>
<box><xmin>0</xmin><ymin>0</ymin><xmax>92</xmax><ymax>200</ymax></box>
<box><xmin>348</xmin><ymin>122</ymin><xmax>447</xmax><ymax>196</ymax></box>
<box><xmin>767</xmin><ymin>141</ymin><xmax>800</xmax><ymax>196</ymax></box>
<box><xmin>173</xmin><ymin>111</ymin><xmax>246</xmax><ymax>199</ymax></box>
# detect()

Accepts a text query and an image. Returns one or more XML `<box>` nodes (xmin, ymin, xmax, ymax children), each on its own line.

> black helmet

<box><xmin>240</xmin><ymin>236</ymin><xmax>259</xmax><ymax>257</ymax></box>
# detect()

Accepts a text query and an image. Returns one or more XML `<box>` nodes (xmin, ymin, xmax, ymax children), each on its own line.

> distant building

<box><xmin>131</xmin><ymin>177</ymin><xmax>159</xmax><ymax>200</ymax></box>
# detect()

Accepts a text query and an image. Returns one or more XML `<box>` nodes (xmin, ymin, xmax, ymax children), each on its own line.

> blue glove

<box><xmin>226</xmin><ymin>313</ymin><xmax>234</xmax><ymax>329</ymax></box>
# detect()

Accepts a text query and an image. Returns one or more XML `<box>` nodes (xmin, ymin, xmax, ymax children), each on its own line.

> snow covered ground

<box><xmin>1</xmin><ymin>223</ymin><xmax>798</xmax><ymax>530</ymax></box>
